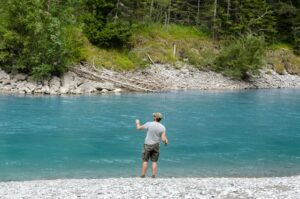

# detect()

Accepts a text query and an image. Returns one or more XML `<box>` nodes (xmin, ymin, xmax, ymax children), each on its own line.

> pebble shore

<box><xmin>1</xmin><ymin>64</ymin><xmax>300</xmax><ymax>95</ymax></box>
<box><xmin>0</xmin><ymin>176</ymin><xmax>299</xmax><ymax>199</ymax></box>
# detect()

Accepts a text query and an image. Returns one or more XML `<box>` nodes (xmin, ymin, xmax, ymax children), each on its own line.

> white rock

<box><xmin>114</xmin><ymin>88</ymin><xmax>122</xmax><ymax>93</ymax></box>
<box><xmin>60</xmin><ymin>87</ymin><xmax>70</xmax><ymax>94</ymax></box>
<box><xmin>0</xmin><ymin>69</ymin><xmax>10</xmax><ymax>80</ymax></box>
<box><xmin>13</xmin><ymin>73</ymin><xmax>27</xmax><ymax>81</ymax></box>
<box><xmin>76</xmin><ymin>82</ymin><xmax>97</xmax><ymax>93</ymax></box>
<box><xmin>49</xmin><ymin>76</ymin><xmax>61</xmax><ymax>88</ymax></box>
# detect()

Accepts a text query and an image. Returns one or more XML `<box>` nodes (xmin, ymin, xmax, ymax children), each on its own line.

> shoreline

<box><xmin>1</xmin><ymin>176</ymin><xmax>299</xmax><ymax>198</ymax></box>
<box><xmin>1</xmin><ymin>64</ymin><xmax>300</xmax><ymax>95</ymax></box>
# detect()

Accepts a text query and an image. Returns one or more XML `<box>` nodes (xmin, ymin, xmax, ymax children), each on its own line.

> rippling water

<box><xmin>0</xmin><ymin>89</ymin><xmax>300</xmax><ymax>181</ymax></box>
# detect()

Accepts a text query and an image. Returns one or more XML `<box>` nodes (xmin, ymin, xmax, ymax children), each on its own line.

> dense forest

<box><xmin>0</xmin><ymin>0</ymin><xmax>300</xmax><ymax>80</ymax></box>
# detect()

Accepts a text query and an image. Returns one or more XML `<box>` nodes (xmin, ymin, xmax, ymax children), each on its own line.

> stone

<box><xmin>60</xmin><ymin>87</ymin><xmax>70</xmax><ymax>94</ymax></box>
<box><xmin>0</xmin><ymin>70</ymin><xmax>10</xmax><ymax>80</ymax></box>
<box><xmin>41</xmin><ymin>86</ymin><xmax>50</xmax><ymax>94</ymax></box>
<box><xmin>49</xmin><ymin>76</ymin><xmax>61</xmax><ymax>88</ymax></box>
<box><xmin>61</xmin><ymin>72</ymin><xmax>77</xmax><ymax>90</ymax></box>
<box><xmin>13</xmin><ymin>74</ymin><xmax>28</xmax><ymax>82</ymax></box>
<box><xmin>3</xmin><ymin>85</ymin><xmax>12</xmax><ymax>91</ymax></box>
<box><xmin>101</xmin><ymin>89</ymin><xmax>108</xmax><ymax>93</ymax></box>
<box><xmin>114</xmin><ymin>88</ymin><xmax>122</xmax><ymax>93</ymax></box>
<box><xmin>49</xmin><ymin>76</ymin><xmax>61</xmax><ymax>95</ymax></box>
<box><xmin>76</xmin><ymin>82</ymin><xmax>97</xmax><ymax>93</ymax></box>
<box><xmin>25</xmin><ymin>82</ymin><xmax>37</xmax><ymax>93</ymax></box>
<box><xmin>93</xmin><ymin>82</ymin><xmax>115</xmax><ymax>91</ymax></box>
<box><xmin>1</xmin><ymin>79</ymin><xmax>11</xmax><ymax>85</ymax></box>
<box><xmin>42</xmin><ymin>79</ymin><xmax>49</xmax><ymax>86</ymax></box>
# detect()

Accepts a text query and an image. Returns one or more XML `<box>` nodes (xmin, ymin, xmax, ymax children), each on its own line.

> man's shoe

<box><xmin>152</xmin><ymin>175</ymin><xmax>156</xmax><ymax>178</ymax></box>
<box><xmin>140</xmin><ymin>175</ymin><xmax>145</xmax><ymax>178</ymax></box>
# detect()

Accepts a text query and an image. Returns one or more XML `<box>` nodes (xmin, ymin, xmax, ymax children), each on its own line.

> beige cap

<box><xmin>153</xmin><ymin>112</ymin><xmax>163</xmax><ymax>119</ymax></box>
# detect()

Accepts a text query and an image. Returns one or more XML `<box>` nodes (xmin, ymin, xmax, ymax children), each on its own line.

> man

<box><xmin>136</xmin><ymin>112</ymin><xmax>168</xmax><ymax>178</ymax></box>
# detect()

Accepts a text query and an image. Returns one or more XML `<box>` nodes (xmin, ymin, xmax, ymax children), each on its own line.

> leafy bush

<box><xmin>214</xmin><ymin>35</ymin><xmax>266</xmax><ymax>80</ymax></box>
<box><xmin>0</xmin><ymin>0</ymin><xmax>84</xmax><ymax>79</ymax></box>
<box><xmin>95</xmin><ymin>21</ymin><xmax>132</xmax><ymax>48</ymax></box>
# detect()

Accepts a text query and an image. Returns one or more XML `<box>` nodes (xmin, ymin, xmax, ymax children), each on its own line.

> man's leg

<box><xmin>141</xmin><ymin>161</ymin><xmax>148</xmax><ymax>177</ymax></box>
<box><xmin>152</xmin><ymin>162</ymin><xmax>157</xmax><ymax>177</ymax></box>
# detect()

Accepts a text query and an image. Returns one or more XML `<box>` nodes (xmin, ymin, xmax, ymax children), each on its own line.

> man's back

<box><xmin>143</xmin><ymin>121</ymin><xmax>166</xmax><ymax>145</ymax></box>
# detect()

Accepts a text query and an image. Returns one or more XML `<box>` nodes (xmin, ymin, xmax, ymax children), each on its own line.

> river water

<box><xmin>0</xmin><ymin>89</ymin><xmax>300</xmax><ymax>181</ymax></box>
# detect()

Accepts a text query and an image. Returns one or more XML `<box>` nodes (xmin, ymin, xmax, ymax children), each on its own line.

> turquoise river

<box><xmin>0</xmin><ymin>89</ymin><xmax>300</xmax><ymax>181</ymax></box>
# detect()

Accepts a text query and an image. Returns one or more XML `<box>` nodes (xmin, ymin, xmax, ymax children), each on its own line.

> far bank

<box><xmin>1</xmin><ymin>63</ymin><xmax>300</xmax><ymax>95</ymax></box>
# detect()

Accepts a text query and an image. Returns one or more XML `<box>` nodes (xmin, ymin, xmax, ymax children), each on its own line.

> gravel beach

<box><xmin>0</xmin><ymin>176</ymin><xmax>299</xmax><ymax>199</ymax></box>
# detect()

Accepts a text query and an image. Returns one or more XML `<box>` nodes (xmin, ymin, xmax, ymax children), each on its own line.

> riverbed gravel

<box><xmin>0</xmin><ymin>176</ymin><xmax>299</xmax><ymax>199</ymax></box>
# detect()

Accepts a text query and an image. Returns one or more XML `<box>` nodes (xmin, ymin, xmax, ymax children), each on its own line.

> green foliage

<box><xmin>81</xmin><ymin>0</ymin><xmax>132</xmax><ymax>48</ymax></box>
<box><xmin>131</xmin><ymin>23</ymin><xmax>211</xmax><ymax>66</ymax></box>
<box><xmin>1</xmin><ymin>0</ymin><xmax>300</xmax><ymax>78</ymax></box>
<box><xmin>0</xmin><ymin>0</ymin><xmax>83</xmax><ymax>79</ymax></box>
<box><xmin>218</xmin><ymin>0</ymin><xmax>277</xmax><ymax>41</ymax></box>
<box><xmin>266</xmin><ymin>47</ymin><xmax>300</xmax><ymax>75</ymax></box>
<box><xmin>214</xmin><ymin>35</ymin><xmax>266</xmax><ymax>80</ymax></box>
<box><xmin>292</xmin><ymin>16</ymin><xmax>300</xmax><ymax>55</ymax></box>
<box><xmin>272</xmin><ymin>2</ymin><xmax>297</xmax><ymax>43</ymax></box>
<box><xmin>94</xmin><ymin>21</ymin><xmax>132</xmax><ymax>48</ymax></box>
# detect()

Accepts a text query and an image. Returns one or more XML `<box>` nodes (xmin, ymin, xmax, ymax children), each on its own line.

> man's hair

<box><xmin>155</xmin><ymin>118</ymin><xmax>162</xmax><ymax>122</ymax></box>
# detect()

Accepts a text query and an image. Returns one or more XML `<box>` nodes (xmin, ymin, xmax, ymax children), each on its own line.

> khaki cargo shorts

<box><xmin>142</xmin><ymin>143</ymin><xmax>160</xmax><ymax>162</ymax></box>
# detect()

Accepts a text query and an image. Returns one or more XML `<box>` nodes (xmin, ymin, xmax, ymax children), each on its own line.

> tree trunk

<box><xmin>213</xmin><ymin>0</ymin><xmax>218</xmax><ymax>41</ymax></box>
<box><xmin>150</xmin><ymin>0</ymin><xmax>154</xmax><ymax>19</ymax></box>
<box><xmin>114</xmin><ymin>0</ymin><xmax>121</xmax><ymax>21</ymax></box>
<box><xmin>197</xmin><ymin>0</ymin><xmax>201</xmax><ymax>24</ymax></box>
<box><xmin>227</xmin><ymin>0</ymin><xmax>230</xmax><ymax>18</ymax></box>
<box><xmin>167</xmin><ymin>0</ymin><xmax>171</xmax><ymax>25</ymax></box>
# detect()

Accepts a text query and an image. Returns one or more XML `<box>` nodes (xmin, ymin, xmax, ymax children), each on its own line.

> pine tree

<box><xmin>217</xmin><ymin>0</ymin><xmax>277</xmax><ymax>41</ymax></box>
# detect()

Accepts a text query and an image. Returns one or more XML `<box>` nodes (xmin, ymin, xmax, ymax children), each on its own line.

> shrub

<box><xmin>214</xmin><ymin>35</ymin><xmax>266</xmax><ymax>80</ymax></box>
<box><xmin>95</xmin><ymin>21</ymin><xmax>132</xmax><ymax>48</ymax></box>
<box><xmin>0</xmin><ymin>0</ymin><xmax>84</xmax><ymax>79</ymax></box>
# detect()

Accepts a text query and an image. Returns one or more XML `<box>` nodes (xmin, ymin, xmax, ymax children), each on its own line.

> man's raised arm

<box><xmin>136</xmin><ymin>119</ymin><xmax>145</xmax><ymax>130</ymax></box>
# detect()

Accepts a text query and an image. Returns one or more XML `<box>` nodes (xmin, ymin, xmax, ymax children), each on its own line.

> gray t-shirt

<box><xmin>143</xmin><ymin>122</ymin><xmax>166</xmax><ymax>145</ymax></box>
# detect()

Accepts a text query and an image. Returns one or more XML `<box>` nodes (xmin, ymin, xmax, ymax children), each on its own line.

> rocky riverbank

<box><xmin>0</xmin><ymin>176</ymin><xmax>299</xmax><ymax>199</ymax></box>
<box><xmin>1</xmin><ymin>64</ymin><xmax>300</xmax><ymax>95</ymax></box>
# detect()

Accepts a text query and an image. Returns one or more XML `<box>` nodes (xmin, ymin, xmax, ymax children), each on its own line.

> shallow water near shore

<box><xmin>0</xmin><ymin>89</ymin><xmax>300</xmax><ymax>181</ymax></box>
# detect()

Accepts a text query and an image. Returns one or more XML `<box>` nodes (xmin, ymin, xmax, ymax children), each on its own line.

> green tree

<box><xmin>214</xmin><ymin>35</ymin><xmax>266</xmax><ymax>80</ymax></box>
<box><xmin>81</xmin><ymin>0</ymin><xmax>132</xmax><ymax>48</ymax></box>
<box><xmin>218</xmin><ymin>0</ymin><xmax>277</xmax><ymax>41</ymax></box>
<box><xmin>0</xmin><ymin>0</ymin><xmax>83</xmax><ymax>79</ymax></box>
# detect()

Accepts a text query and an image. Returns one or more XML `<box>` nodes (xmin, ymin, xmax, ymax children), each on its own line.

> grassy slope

<box><xmin>266</xmin><ymin>44</ymin><xmax>300</xmax><ymax>75</ymax></box>
<box><xmin>81</xmin><ymin>24</ymin><xmax>216</xmax><ymax>71</ymax></box>
<box><xmin>80</xmin><ymin>23</ymin><xmax>300</xmax><ymax>75</ymax></box>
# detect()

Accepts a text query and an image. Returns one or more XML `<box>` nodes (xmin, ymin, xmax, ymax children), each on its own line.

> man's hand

<box><xmin>162</xmin><ymin>132</ymin><xmax>168</xmax><ymax>146</ymax></box>
<box><xmin>163</xmin><ymin>139</ymin><xmax>168</xmax><ymax>146</ymax></box>
<box><xmin>136</xmin><ymin>119</ymin><xmax>144</xmax><ymax>130</ymax></box>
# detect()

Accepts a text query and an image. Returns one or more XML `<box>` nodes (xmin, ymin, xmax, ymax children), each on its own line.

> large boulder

<box><xmin>0</xmin><ymin>70</ymin><xmax>10</xmax><ymax>81</ymax></box>
<box><xmin>49</xmin><ymin>76</ymin><xmax>61</xmax><ymax>95</ymax></box>
<box><xmin>13</xmin><ymin>74</ymin><xmax>28</xmax><ymax>82</ymax></box>
<box><xmin>3</xmin><ymin>85</ymin><xmax>12</xmax><ymax>91</ymax></box>
<box><xmin>49</xmin><ymin>76</ymin><xmax>61</xmax><ymax>87</ymax></box>
<box><xmin>60</xmin><ymin>72</ymin><xmax>82</xmax><ymax>94</ymax></box>
<box><xmin>60</xmin><ymin>87</ymin><xmax>70</xmax><ymax>95</ymax></box>
<box><xmin>61</xmin><ymin>72</ymin><xmax>76</xmax><ymax>88</ymax></box>
<box><xmin>93</xmin><ymin>82</ymin><xmax>115</xmax><ymax>91</ymax></box>
<box><xmin>24</xmin><ymin>82</ymin><xmax>37</xmax><ymax>94</ymax></box>
<box><xmin>75</xmin><ymin>82</ymin><xmax>97</xmax><ymax>94</ymax></box>
<box><xmin>1</xmin><ymin>79</ymin><xmax>11</xmax><ymax>85</ymax></box>
<box><xmin>41</xmin><ymin>85</ymin><xmax>50</xmax><ymax>94</ymax></box>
